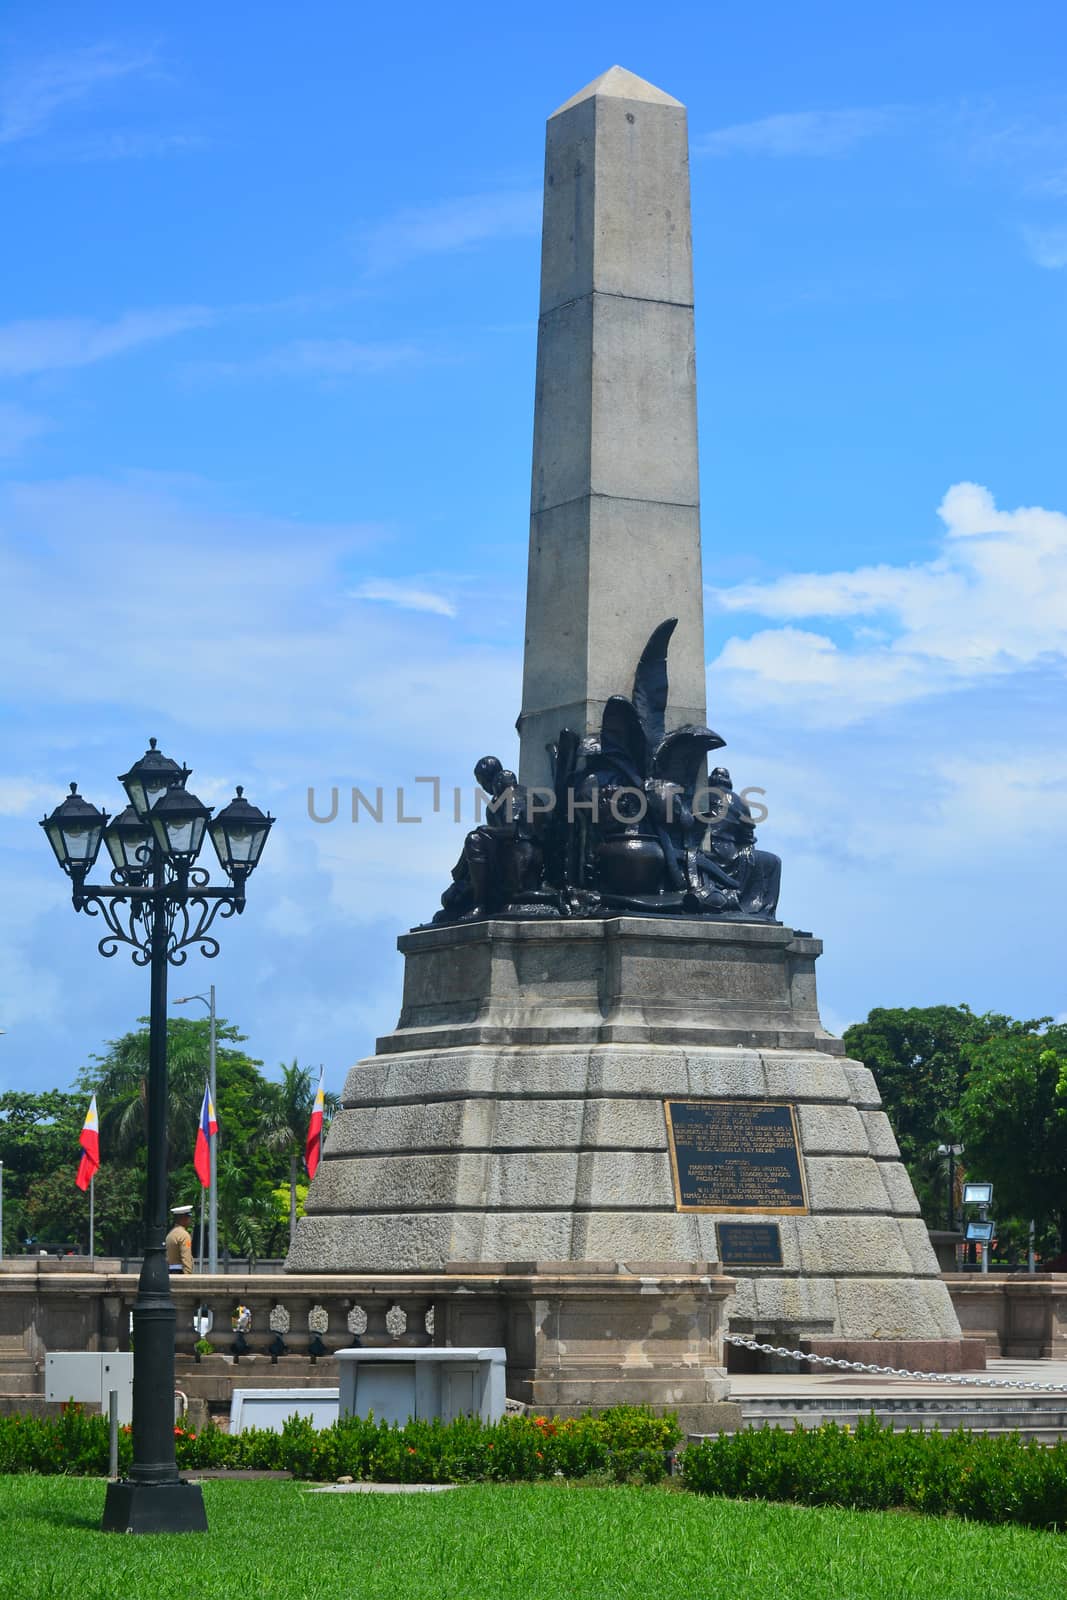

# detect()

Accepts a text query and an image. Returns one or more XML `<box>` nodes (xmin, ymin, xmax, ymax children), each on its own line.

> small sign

<box><xmin>715</xmin><ymin>1221</ymin><xmax>783</xmax><ymax>1266</ymax></box>
<box><xmin>663</xmin><ymin>1099</ymin><xmax>809</xmax><ymax>1214</ymax></box>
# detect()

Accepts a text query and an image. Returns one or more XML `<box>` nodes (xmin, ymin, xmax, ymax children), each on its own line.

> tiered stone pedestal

<box><xmin>289</xmin><ymin>918</ymin><xmax>968</xmax><ymax>1374</ymax></box>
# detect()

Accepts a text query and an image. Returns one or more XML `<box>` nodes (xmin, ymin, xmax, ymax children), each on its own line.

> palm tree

<box><xmin>83</xmin><ymin>1018</ymin><xmax>214</xmax><ymax>1166</ymax></box>
<box><xmin>258</xmin><ymin>1061</ymin><xmax>340</xmax><ymax>1250</ymax></box>
<box><xmin>216</xmin><ymin>1151</ymin><xmax>279</xmax><ymax>1264</ymax></box>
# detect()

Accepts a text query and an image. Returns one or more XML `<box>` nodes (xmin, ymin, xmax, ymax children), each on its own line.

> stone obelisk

<box><xmin>291</xmin><ymin>69</ymin><xmax>971</xmax><ymax>1383</ymax></box>
<box><xmin>518</xmin><ymin>67</ymin><xmax>706</xmax><ymax>788</ymax></box>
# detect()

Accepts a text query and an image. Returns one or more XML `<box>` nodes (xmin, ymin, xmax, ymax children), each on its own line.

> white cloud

<box><xmin>194</xmin><ymin>339</ymin><xmax>426</xmax><ymax>381</ymax></box>
<box><xmin>349</xmin><ymin>580</ymin><xmax>457</xmax><ymax>618</ymax></box>
<box><xmin>0</xmin><ymin>474</ymin><xmax>514</xmax><ymax>753</ymax></box>
<box><xmin>0</xmin><ymin>472</ymin><xmax>520</xmax><ymax>1085</ymax></box>
<box><xmin>60</xmin><ymin>130</ymin><xmax>208</xmax><ymax>163</ymax></box>
<box><xmin>0</xmin><ymin>307</ymin><xmax>213</xmax><ymax>377</ymax></box>
<box><xmin>0</xmin><ymin>43</ymin><xmax>155</xmax><ymax>146</ymax></box>
<box><xmin>0</xmin><ymin>778</ymin><xmax>56</xmax><ymax>816</ymax></box>
<box><xmin>700</xmin><ymin>107</ymin><xmax>900</xmax><ymax>158</ymax></box>
<box><xmin>360</xmin><ymin>190</ymin><xmax>540</xmax><ymax>272</ymax></box>
<box><xmin>709</xmin><ymin>482</ymin><xmax>1067</xmax><ymax>726</ymax></box>
<box><xmin>0</xmin><ymin>401</ymin><xmax>47</xmax><ymax>458</ymax></box>
<box><xmin>1022</xmin><ymin>225</ymin><xmax>1067</xmax><ymax>269</ymax></box>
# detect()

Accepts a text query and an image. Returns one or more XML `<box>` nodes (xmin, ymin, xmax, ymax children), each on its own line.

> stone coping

<box><xmin>335</xmin><ymin>1347</ymin><xmax>506</xmax><ymax>1362</ymax></box>
<box><xmin>0</xmin><ymin>1263</ymin><xmax>735</xmax><ymax>1294</ymax></box>
<box><xmin>399</xmin><ymin>917</ymin><xmax>822</xmax><ymax>954</ymax></box>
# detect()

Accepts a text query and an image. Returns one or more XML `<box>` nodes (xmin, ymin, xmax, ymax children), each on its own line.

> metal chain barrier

<box><xmin>725</xmin><ymin>1334</ymin><xmax>1067</xmax><ymax>1395</ymax></box>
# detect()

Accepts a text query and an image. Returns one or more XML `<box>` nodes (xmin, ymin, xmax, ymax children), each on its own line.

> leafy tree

<box><xmin>78</xmin><ymin>1016</ymin><xmax>256</xmax><ymax>1168</ymax></box>
<box><xmin>958</xmin><ymin>1024</ymin><xmax>1067</xmax><ymax>1252</ymax></box>
<box><xmin>22</xmin><ymin>1163</ymin><xmax>144</xmax><ymax>1256</ymax></box>
<box><xmin>216</xmin><ymin>1151</ymin><xmax>282</xmax><ymax>1264</ymax></box>
<box><xmin>1</xmin><ymin>1017</ymin><xmax>339</xmax><ymax>1262</ymax></box>
<box><xmin>257</xmin><ymin>1061</ymin><xmax>339</xmax><ymax>1251</ymax></box>
<box><xmin>0</xmin><ymin>1091</ymin><xmax>86</xmax><ymax>1252</ymax></box>
<box><xmin>842</xmin><ymin>1005</ymin><xmax>995</xmax><ymax>1223</ymax></box>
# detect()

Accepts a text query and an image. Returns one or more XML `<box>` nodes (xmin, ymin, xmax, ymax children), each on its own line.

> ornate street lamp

<box><xmin>39</xmin><ymin>740</ymin><xmax>273</xmax><ymax>1535</ymax></box>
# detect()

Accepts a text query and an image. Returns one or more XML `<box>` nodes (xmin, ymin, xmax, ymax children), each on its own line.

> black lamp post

<box><xmin>937</xmin><ymin>1141</ymin><xmax>964</xmax><ymax>1233</ymax></box>
<box><xmin>40</xmin><ymin>740</ymin><xmax>272</xmax><ymax>1535</ymax></box>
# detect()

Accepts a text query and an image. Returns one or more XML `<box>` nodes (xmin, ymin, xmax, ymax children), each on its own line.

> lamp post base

<box><xmin>102</xmin><ymin>1479</ymin><xmax>208</xmax><ymax>1534</ymax></box>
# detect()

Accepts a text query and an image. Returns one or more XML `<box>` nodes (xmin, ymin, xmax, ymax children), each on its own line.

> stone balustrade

<box><xmin>0</xmin><ymin>1259</ymin><xmax>736</xmax><ymax>1429</ymax></box>
<box><xmin>945</xmin><ymin>1273</ymin><xmax>1067</xmax><ymax>1359</ymax></box>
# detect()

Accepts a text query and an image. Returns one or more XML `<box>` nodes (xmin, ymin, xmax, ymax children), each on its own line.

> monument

<box><xmin>290</xmin><ymin>67</ymin><xmax>971</xmax><ymax>1390</ymax></box>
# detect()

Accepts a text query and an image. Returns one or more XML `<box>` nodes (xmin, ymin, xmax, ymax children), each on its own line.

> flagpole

<box><xmin>208</xmin><ymin>984</ymin><xmax>218</xmax><ymax>1276</ymax></box>
<box><xmin>198</xmin><ymin>1185</ymin><xmax>206</xmax><ymax>1275</ymax></box>
<box><xmin>89</xmin><ymin>1172</ymin><xmax>95</xmax><ymax>1265</ymax></box>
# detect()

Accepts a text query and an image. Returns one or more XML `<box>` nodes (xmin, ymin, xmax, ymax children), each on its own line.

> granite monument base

<box><xmin>289</xmin><ymin>918</ymin><xmax>968</xmax><ymax>1363</ymax></box>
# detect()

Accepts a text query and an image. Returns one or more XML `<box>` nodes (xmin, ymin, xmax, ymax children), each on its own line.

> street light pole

<box><xmin>174</xmin><ymin>986</ymin><xmax>218</xmax><ymax>1274</ymax></box>
<box><xmin>39</xmin><ymin>743</ymin><xmax>272</xmax><ymax>1535</ymax></box>
<box><xmin>132</xmin><ymin>850</ymin><xmax>178</xmax><ymax>1505</ymax></box>
<box><xmin>937</xmin><ymin>1142</ymin><xmax>963</xmax><ymax>1233</ymax></box>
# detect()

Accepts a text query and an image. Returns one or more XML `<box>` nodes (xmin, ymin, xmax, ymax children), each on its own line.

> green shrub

<box><xmin>680</xmin><ymin>1415</ymin><xmax>1067</xmax><ymax>1531</ymax></box>
<box><xmin>0</xmin><ymin>1403</ymin><xmax>676</xmax><ymax>1487</ymax></box>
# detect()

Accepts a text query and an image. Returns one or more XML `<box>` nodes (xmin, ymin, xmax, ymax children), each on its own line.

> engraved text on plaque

<box><xmin>664</xmin><ymin>1100</ymin><xmax>808</xmax><ymax>1214</ymax></box>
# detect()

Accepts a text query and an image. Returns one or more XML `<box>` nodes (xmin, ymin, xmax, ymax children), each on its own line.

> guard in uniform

<box><xmin>165</xmin><ymin>1204</ymin><xmax>194</xmax><ymax>1274</ymax></box>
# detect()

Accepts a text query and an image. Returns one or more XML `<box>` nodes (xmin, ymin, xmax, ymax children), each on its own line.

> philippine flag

<box><xmin>305</xmin><ymin>1069</ymin><xmax>325</xmax><ymax>1180</ymax></box>
<box><xmin>75</xmin><ymin>1095</ymin><xmax>100</xmax><ymax>1192</ymax></box>
<box><xmin>193</xmin><ymin>1084</ymin><xmax>218</xmax><ymax>1188</ymax></box>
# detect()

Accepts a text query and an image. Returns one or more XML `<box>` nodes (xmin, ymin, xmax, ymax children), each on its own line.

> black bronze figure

<box><xmin>429</xmin><ymin>620</ymin><xmax>781</xmax><ymax>926</ymax></box>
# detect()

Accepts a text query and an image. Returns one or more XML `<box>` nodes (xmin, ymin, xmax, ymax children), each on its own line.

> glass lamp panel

<box><xmin>208</xmin><ymin>819</ymin><xmax>230</xmax><ymax>871</ymax></box>
<box><xmin>63</xmin><ymin>820</ymin><xmax>100</xmax><ymax>864</ymax></box>
<box><xmin>188</xmin><ymin>814</ymin><xmax>207</xmax><ymax>859</ymax></box>
<box><xmin>104</xmin><ymin>828</ymin><xmax>124</xmax><ymax>872</ymax></box>
<box><xmin>151</xmin><ymin>813</ymin><xmax>193</xmax><ymax>858</ymax></box>
<box><xmin>143</xmin><ymin>777</ymin><xmax>171</xmax><ymax>811</ymax></box>
<box><xmin>105</xmin><ymin>810</ymin><xmax>152</xmax><ymax>872</ymax></box>
<box><xmin>246</xmin><ymin>822</ymin><xmax>269</xmax><ymax>864</ymax></box>
<box><xmin>122</xmin><ymin>776</ymin><xmax>148</xmax><ymax>817</ymax></box>
<box><xmin>45</xmin><ymin>819</ymin><xmax>69</xmax><ymax>868</ymax></box>
<box><xmin>227</xmin><ymin>825</ymin><xmax>256</xmax><ymax>865</ymax></box>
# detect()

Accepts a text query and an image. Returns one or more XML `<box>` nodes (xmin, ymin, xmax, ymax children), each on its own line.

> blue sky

<box><xmin>2</xmin><ymin>2</ymin><xmax>1066</xmax><ymax>1096</ymax></box>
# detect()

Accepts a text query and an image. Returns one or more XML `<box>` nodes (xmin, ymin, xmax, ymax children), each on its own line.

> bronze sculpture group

<box><xmin>433</xmin><ymin>620</ymin><xmax>780</xmax><ymax>926</ymax></box>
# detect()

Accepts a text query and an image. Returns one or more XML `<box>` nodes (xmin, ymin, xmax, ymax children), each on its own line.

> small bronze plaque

<box><xmin>715</xmin><ymin>1221</ymin><xmax>784</xmax><ymax>1267</ymax></box>
<box><xmin>664</xmin><ymin>1099</ymin><xmax>809</xmax><ymax>1214</ymax></box>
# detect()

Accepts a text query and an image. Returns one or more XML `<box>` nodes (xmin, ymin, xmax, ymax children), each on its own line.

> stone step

<box><xmin>0</xmin><ymin>1373</ymin><xmax>41</xmax><ymax>1396</ymax></box>
<box><xmin>734</xmin><ymin>1407</ymin><xmax>1067</xmax><ymax>1437</ymax></box>
<box><xmin>738</xmin><ymin>1392</ymin><xmax>1066</xmax><ymax>1413</ymax></box>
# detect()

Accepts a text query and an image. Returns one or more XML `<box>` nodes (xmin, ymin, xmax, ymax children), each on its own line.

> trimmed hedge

<box><xmin>680</xmin><ymin>1416</ymin><xmax>1067</xmax><ymax>1530</ymax></box>
<box><xmin>8</xmin><ymin>1406</ymin><xmax>1067</xmax><ymax>1530</ymax></box>
<box><xmin>0</xmin><ymin>1405</ymin><xmax>679</xmax><ymax>1486</ymax></box>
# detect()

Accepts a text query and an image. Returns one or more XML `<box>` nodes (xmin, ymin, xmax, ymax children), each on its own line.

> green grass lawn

<box><xmin>1</xmin><ymin>1478</ymin><xmax>1064</xmax><ymax>1600</ymax></box>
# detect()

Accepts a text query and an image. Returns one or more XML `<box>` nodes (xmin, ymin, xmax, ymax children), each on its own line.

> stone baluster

<box><xmin>358</xmin><ymin>1300</ymin><xmax>395</xmax><ymax>1347</ymax></box>
<box><xmin>393</xmin><ymin>1296</ymin><xmax>434</xmax><ymax>1347</ymax></box>
<box><xmin>283</xmin><ymin>1296</ymin><xmax>313</xmax><ymax>1358</ymax></box>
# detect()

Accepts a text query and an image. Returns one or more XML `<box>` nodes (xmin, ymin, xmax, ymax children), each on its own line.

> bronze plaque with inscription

<box><xmin>664</xmin><ymin>1099</ymin><xmax>809</xmax><ymax>1214</ymax></box>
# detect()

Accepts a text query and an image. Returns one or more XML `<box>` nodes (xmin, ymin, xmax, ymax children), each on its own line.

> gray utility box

<box><xmin>336</xmin><ymin>1347</ymin><xmax>507</xmax><ymax>1428</ymax></box>
<box><xmin>45</xmin><ymin>1352</ymin><xmax>133</xmax><ymax>1424</ymax></box>
<box><xmin>229</xmin><ymin>1388</ymin><xmax>340</xmax><ymax>1433</ymax></box>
